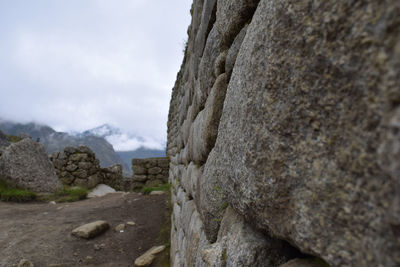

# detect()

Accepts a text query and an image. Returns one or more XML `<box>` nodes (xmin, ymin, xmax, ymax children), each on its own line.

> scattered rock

<box><xmin>87</xmin><ymin>184</ymin><xmax>116</xmax><ymax>198</ymax></box>
<box><xmin>0</xmin><ymin>138</ymin><xmax>62</xmax><ymax>193</ymax></box>
<box><xmin>71</xmin><ymin>220</ymin><xmax>109</xmax><ymax>239</ymax></box>
<box><xmin>115</xmin><ymin>224</ymin><xmax>125</xmax><ymax>232</ymax></box>
<box><xmin>127</xmin><ymin>221</ymin><xmax>136</xmax><ymax>226</ymax></box>
<box><xmin>94</xmin><ymin>243</ymin><xmax>106</xmax><ymax>251</ymax></box>
<box><xmin>134</xmin><ymin>245</ymin><xmax>166</xmax><ymax>267</ymax></box>
<box><xmin>17</xmin><ymin>259</ymin><xmax>34</xmax><ymax>267</ymax></box>
<box><xmin>149</xmin><ymin>191</ymin><xmax>165</xmax><ymax>196</ymax></box>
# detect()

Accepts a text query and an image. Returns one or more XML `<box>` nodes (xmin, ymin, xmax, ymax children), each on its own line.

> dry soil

<box><xmin>0</xmin><ymin>192</ymin><xmax>168</xmax><ymax>267</ymax></box>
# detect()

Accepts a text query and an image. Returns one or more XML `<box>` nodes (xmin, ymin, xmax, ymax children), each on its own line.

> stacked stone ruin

<box><xmin>51</xmin><ymin>147</ymin><xmax>170</xmax><ymax>191</ymax></box>
<box><xmin>50</xmin><ymin>146</ymin><xmax>126</xmax><ymax>190</ymax></box>
<box><xmin>131</xmin><ymin>158</ymin><xmax>169</xmax><ymax>190</ymax></box>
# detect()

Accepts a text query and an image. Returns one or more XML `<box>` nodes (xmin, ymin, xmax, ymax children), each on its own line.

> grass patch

<box><xmin>0</xmin><ymin>180</ymin><xmax>36</xmax><ymax>202</ymax></box>
<box><xmin>6</xmin><ymin>135</ymin><xmax>22</xmax><ymax>143</ymax></box>
<box><xmin>141</xmin><ymin>183</ymin><xmax>171</xmax><ymax>195</ymax></box>
<box><xmin>48</xmin><ymin>186</ymin><xmax>88</xmax><ymax>203</ymax></box>
<box><xmin>0</xmin><ymin>180</ymin><xmax>87</xmax><ymax>203</ymax></box>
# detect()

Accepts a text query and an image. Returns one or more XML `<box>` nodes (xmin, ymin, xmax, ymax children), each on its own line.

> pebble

<box><xmin>115</xmin><ymin>224</ymin><xmax>125</xmax><ymax>232</ymax></box>
<box><xmin>94</xmin><ymin>243</ymin><xmax>106</xmax><ymax>251</ymax></box>
<box><xmin>150</xmin><ymin>191</ymin><xmax>165</xmax><ymax>196</ymax></box>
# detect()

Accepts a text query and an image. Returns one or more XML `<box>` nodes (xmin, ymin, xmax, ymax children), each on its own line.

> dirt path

<box><xmin>0</xmin><ymin>192</ymin><xmax>168</xmax><ymax>267</ymax></box>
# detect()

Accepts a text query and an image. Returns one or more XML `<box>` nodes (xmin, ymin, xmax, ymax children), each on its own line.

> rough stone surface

<box><xmin>225</xmin><ymin>24</ymin><xmax>248</xmax><ymax>78</ymax></box>
<box><xmin>201</xmin><ymin>207</ymin><xmax>297</xmax><ymax>266</ymax></box>
<box><xmin>0</xmin><ymin>138</ymin><xmax>62</xmax><ymax>193</ymax></box>
<box><xmin>215</xmin><ymin>0</ymin><xmax>259</xmax><ymax>47</ymax></box>
<box><xmin>188</xmin><ymin>74</ymin><xmax>228</xmax><ymax>165</ymax></box>
<box><xmin>203</xmin><ymin>0</ymin><xmax>400</xmax><ymax>266</ymax></box>
<box><xmin>71</xmin><ymin>220</ymin><xmax>110</xmax><ymax>239</ymax></box>
<box><xmin>167</xmin><ymin>0</ymin><xmax>400</xmax><ymax>266</ymax></box>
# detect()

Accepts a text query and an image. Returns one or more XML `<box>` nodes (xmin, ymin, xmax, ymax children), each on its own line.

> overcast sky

<box><xmin>0</xmin><ymin>0</ymin><xmax>192</xmax><ymax>150</ymax></box>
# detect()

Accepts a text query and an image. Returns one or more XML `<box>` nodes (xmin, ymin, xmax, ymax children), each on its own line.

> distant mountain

<box><xmin>0</xmin><ymin>120</ymin><xmax>131</xmax><ymax>175</ymax></box>
<box><xmin>117</xmin><ymin>147</ymin><xmax>166</xmax><ymax>168</ymax></box>
<box><xmin>0</xmin><ymin>120</ymin><xmax>167</xmax><ymax>176</ymax></box>
<box><xmin>79</xmin><ymin>124</ymin><xmax>166</xmax><ymax>168</ymax></box>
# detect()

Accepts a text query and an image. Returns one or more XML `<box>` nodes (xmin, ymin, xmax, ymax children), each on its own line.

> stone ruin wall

<box><xmin>167</xmin><ymin>0</ymin><xmax>399</xmax><ymax>266</ymax></box>
<box><xmin>50</xmin><ymin>146</ymin><xmax>128</xmax><ymax>191</ymax></box>
<box><xmin>51</xmin><ymin>147</ymin><xmax>170</xmax><ymax>192</ymax></box>
<box><xmin>131</xmin><ymin>158</ymin><xmax>170</xmax><ymax>190</ymax></box>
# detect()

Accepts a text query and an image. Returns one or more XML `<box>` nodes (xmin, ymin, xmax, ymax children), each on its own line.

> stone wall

<box><xmin>50</xmin><ymin>146</ymin><xmax>127</xmax><ymax>190</ymax></box>
<box><xmin>167</xmin><ymin>0</ymin><xmax>400</xmax><ymax>266</ymax></box>
<box><xmin>131</xmin><ymin>158</ymin><xmax>169</xmax><ymax>190</ymax></box>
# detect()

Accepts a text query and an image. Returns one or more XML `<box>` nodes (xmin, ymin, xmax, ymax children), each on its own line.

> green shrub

<box><xmin>141</xmin><ymin>183</ymin><xmax>171</xmax><ymax>195</ymax></box>
<box><xmin>0</xmin><ymin>180</ymin><xmax>36</xmax><ymax>202</ymax></box>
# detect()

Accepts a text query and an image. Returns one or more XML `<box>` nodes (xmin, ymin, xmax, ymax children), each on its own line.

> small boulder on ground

<box><xmin>0</xmin><ymin>138</ymin><xmax>62</xmax><ymax>193</ymax></box>
<box><xmin>71</xmin><ymin>220</ymin><xmax>109</xmax><ymax>239</ymax></box>
<box><xmin>134</xmin><ymin>245</ymin><xmax>166</xmax><ymax>266</ymax></box>
<box><xmin>115</xmin><ymin>223</ymin><xmax>125</xmax><ymax>232</ymax></box>
<box><xmin>149</xmin><ymin>191</ymin><xmax>165</xmax><ymax>196</ymax></box>
<box><xmin>17</xmin><ymin>259</ymin><xmax>34</xmax><ymax>267</ymax></box>
<box><xmin>87</xmin><ymin>184</ymin><xmax>116</xmax><ymax>198</ymax></box>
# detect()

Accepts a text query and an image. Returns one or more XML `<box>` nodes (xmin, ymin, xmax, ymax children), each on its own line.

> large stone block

<box><xmin>0</xmin><ymin>138</ymin><xmax>62</xmax><ymax>193</ymax></box>
<box><xmin>194</xmin><ymin>26</ymin><xmax>223</xmax><ymax>113</ymax></box>
<box><xmin>215</xmin><ymin>0</ymin><xmax>259</xmax><ymax>47</ymax></box>
<box><xmin>225</xmin><ymin>25</ymin><xmax>248</xmax><ymax>78</ymax></box>
<box><xmin>203</xmin><ymin>0</ymin><xmax>400</xmax><ymax>266</ymax></box>
<box><xmin>188</xmin><ymin>74</ymin><xmax>228</xmax><ymax>165</ymax></box>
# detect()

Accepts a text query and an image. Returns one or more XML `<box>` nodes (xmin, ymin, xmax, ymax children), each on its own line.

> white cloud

<box><xmin>0</xmin><ymin>0</ymin><xmax>191</xmax><ymax>148</ymax></box>
<box><xmin>106</xmin><ymin>133</ymin><xmax>164</xmax><ymax>151</ymax></box>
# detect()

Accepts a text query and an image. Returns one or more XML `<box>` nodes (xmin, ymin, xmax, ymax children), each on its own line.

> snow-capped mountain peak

<box><xmin>81</xmin><ymin>124</ymin><xmax>122</xmax><ymax>138</ymax></box>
